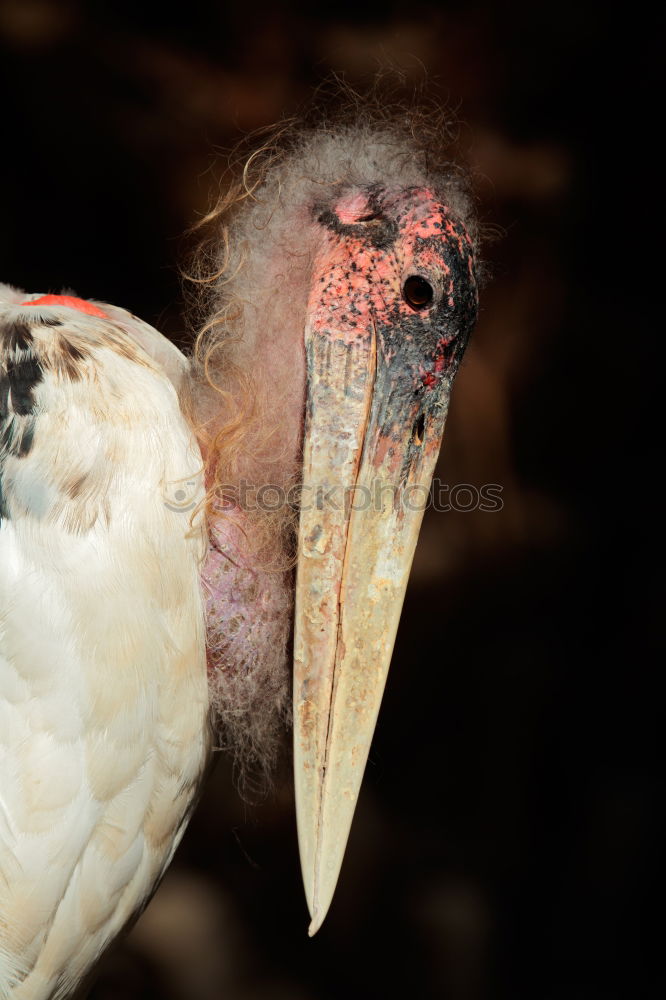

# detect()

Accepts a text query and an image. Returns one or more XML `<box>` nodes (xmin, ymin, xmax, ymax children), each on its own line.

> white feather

<box><xmin>0</xmin><ymin>293</ymin><xmax>210</xmax><ymax>999</ymax></box>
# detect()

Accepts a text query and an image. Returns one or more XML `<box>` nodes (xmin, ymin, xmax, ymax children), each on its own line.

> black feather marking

<box><xmin>0</xmin><ymin>370</ymin><xmax>8</xmax><ymax>422</ymax></box>
<box><xmin>1</xmin><ymin>324</ymin><xmax>43</xmax><ymax>415</ymax></box>
<box><xmin>6</xmin><ymin>357</ymin><xmax>43</xmax><ymax>415</ymax></box>
<box><xmin>4</xmin><ymin>321</ymin><xmax>34</xmax><ymax>353</ymax></box>
<box><xmin>0</xmin><ymin>419</ymin><xmax>35</xmax><ymax>459</ymax></box>
<box><xmin>1</xmin><ymin>320</ymin><xmax>43</xmax><ymax>468</ymax></box>
<box><xmin>59</xmin><ymin>338</ymin><xmax>86</xmax><ymax>362</ymax></box>
<box><xmin>0</xmin><ymin>472</ymin><xmax>7</xmax><ymax>521</ymax></box>
<box><xmin>0</xmin><ymin>372</ymin><xmax>8</xmax><ymax>521</ymax></box>
<box><xmin>55</xmin><ymin>335</ymin><xmax>88</xmax><ymax>381</ymax></box>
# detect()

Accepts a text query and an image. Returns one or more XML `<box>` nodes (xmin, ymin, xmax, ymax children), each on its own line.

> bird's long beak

<box><xmin>294</xmin><ymin>321</ymin><xmax>452</xmax><ymax>935</ymax></box>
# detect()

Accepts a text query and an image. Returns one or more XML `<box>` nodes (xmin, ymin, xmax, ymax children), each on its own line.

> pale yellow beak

<box><xmin>293</xmin><ymin>321</ymin><xmax>453</xmax><ymax>934</ymax></box>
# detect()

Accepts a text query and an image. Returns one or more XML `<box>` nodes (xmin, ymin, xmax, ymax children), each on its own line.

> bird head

<box><xmin>193</xmin><ymin>117</ymin><xmax>479</xmax><ymax>935</ymax></box>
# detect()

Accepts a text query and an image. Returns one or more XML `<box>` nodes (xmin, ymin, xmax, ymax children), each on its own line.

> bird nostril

<box><xmin>412</xmin><ymin>413</ymin><xmax>426</xmax><ymax>446</ymax></box>
<box><xmin>403</xmin><ymin>276</ymin><xmax>434</xmax><ymax>310</ymax></box>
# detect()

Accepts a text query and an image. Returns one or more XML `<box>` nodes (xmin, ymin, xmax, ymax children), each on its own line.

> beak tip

<box><xmin>301</xmin><ymin>879</ymin><xmax>326</xmax><ymax>937</ymax></box>
<box><xmin>307</xmin><ymin>907</ymin><xmax>325</xmax><ymax>937</ymax></box>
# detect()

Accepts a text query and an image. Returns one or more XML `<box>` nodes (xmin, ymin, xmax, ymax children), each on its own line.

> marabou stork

<box><xmin>0</xmin><ymin>113</ymin><xmax>479</xmax><ymax>998</ymax></box>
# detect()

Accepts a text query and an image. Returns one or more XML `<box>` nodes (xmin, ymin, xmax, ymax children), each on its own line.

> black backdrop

<box><xmin>0</xmin><ymin>2</ymin><xmax>660</xmax><ymax>998</ymax></box>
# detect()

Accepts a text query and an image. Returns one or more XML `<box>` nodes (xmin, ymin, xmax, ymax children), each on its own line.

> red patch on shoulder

<box><xmin>22</xmin><ymin>295</ymin><xmax>109</xmax><ymax>319</ymax></box>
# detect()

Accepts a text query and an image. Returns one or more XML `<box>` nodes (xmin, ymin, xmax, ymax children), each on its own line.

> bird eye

<box><xmin>403</xmin><ymin>275</ymin><xmax>434</xmax><ymax>310</ymax></box>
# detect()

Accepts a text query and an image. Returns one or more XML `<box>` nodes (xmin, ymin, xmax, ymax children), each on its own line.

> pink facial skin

<box><xmin>310</xmin><ymin>186</ymin><xmax>476</xmax><ymax>372</ymax></box>
<box><xmin>308</xmin><ymin>183</ymin><xmax>478</xmax><ymax>479</ymax></box>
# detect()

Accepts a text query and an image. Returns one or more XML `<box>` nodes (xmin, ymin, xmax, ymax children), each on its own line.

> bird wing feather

<box><xmin>0</xmin><ymin>294</ymin><xmax>210</xmax><ymax>1000</ymax></box>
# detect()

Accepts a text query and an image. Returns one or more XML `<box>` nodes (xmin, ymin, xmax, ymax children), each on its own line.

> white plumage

<box><xmin>0</xmin><ymin>287</ymin><xmax>209</xmax><ymax>999</ymax></box>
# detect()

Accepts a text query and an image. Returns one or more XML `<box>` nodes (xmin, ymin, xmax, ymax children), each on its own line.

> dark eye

<box><xmin>403</xmin><ymin>275</ymin><xmax>434</xmax><ymax>310</ymax></box>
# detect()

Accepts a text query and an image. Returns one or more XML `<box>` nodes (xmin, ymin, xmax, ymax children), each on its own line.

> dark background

<box><xmin>1</xmin><ymin>2</ymin><xmax>661</xmax><ymax>998</ymax></box>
